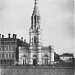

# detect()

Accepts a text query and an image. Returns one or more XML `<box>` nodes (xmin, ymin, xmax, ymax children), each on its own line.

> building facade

<box><xmin>60</xmin><ymin>53</ymin><xmax>74</xmax><ymax>63</ymax></box>
<box><xmin>29</xmin><ymin>0</ymin><xmax>54</xmax><ymax>65</ymax></box>
<box><xmin>19</xmin><ymin>0</ymin><xmax>54</xmax><ymax>66</ymax></box>
<box><xmin>0</xmin><ymin>0</ymin><xmax>54</xmax><ymax>66</ymax></box>
<box><xmin>0</xmin><ymin>34</ymin><xmax>21</xmax><ymax>66</ymax></box>
<box><xmin>29</xmin><ymin>0</ymin><xmax>42</xmax><ymax>65</ymax></box>
<box><xmin>19</xmin><ymin>40</ymin><xmax>29</xmax><ymax>65</ymax></box>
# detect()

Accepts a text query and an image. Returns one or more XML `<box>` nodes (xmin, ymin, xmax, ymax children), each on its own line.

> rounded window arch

<box><xmin>34</xmin><ymin>36</ymin><xmax>36</xmax><ymax>43</ymax></box>
<box><xmin>33</xmin><ymin>54</ymin><xmax>37</xmax><ymax>58</ymax></box>
<box><xmin>44</xmin><ymin>54</ymin><xmax>48</xmax><ymax>65</ymax></box>
<box><xmin>23</xmin><ymin>55</ymin><xmax>26</xmax><ymax>57</ymax></box>
<box><xmin>22</xmin><ymin>55</ymin><xmax>27</xmax><ymax>65</ymax></box>
<box><xmin>33</xmin><ymin>54</ymin><xmax>37</xmax><ymax>66</ymax></box>
<box><xmin>44</xmin><ymin>54</ymin><xmax>48</xmax><ymax>58</ymax></box>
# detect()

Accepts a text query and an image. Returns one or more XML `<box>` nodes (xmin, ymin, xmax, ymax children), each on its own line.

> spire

<box><xmin>33</xmin><ymin>0</ymin><xmax>39</xmax><ymax>14</ymax></box>
<box><xmin>31</xmin><ymin>0</ymin><xmax>40</xmax><ymax>29</ymax></box>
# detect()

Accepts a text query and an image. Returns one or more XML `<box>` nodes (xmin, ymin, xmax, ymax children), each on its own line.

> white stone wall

<box><xmin>19</xmin><ymin>47</ymin><xmax>29</xmax><ymax>65</ymax></box>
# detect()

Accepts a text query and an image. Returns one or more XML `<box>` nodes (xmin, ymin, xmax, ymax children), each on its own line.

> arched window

<box><xmin>23</xmin><ymin>55</ymin><xmax>26</xmax><ymax>65</ymax></box>
<box><xmin>33</xmin><ymin>55</ymin><xmax>37</xmax><ymax>66</ymax></box>
<box><xmin>44</xmin><ymin>54</ymin><xmax>48</xmax><ymax>57</ymax></box>
<box><xmin>44</xmin><ymin>54</ymin><xmax>48</xmax><ymax>65</ymax></box>
<box><xmin>34</xmin><ymin>15</ymin><xmax>37</xmax><ymax>28</ymax></box>
<box><xmin>34</xmin><ymin>15</ymin><xmax>37</xmax><ymax>24</ymax></box>
<box><xmin>33</xmin><ymin>54</ymin><xmax>37</xmax><ymax>58</ymax></box>
<box><xmin>32</xmin><ymin>38</ymin><xmax>33</xmax><ymax>45</ymax></box>
<box><xmin>37</xmin><ymin>16</ymin><xmax>40</xmax><ymax>23</ymax></box>
<box><xmin>34</xmin><ymin>36</ymin><xmax>36</xmax><ymax>43</ymax></box>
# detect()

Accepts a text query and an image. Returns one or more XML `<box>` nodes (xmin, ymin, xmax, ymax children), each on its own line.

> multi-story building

<box><xmin>0</xmin><ymin>34</ymin><xmax>21</xmax><ymax>66</ymax></box>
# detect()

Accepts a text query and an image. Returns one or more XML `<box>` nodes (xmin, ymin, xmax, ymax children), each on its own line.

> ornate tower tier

<box><xmin>29</xmin><ymin>0</ymin><xmax>42</xmax><ymax>65</ymax></box>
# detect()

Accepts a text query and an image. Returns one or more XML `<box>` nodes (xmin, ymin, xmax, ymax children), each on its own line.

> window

<box><xmin>32</xmin><ymin>38</ymin><xmax>33</xmax><ymax>45</ymax></box>
<box><xmin>7</xmin><ymin>46</ymin><xmax>11</xmax><ymax>51</ymax></box>
<box><xmin>2</xmin><ymin>54</ymin><xmax>4</xmax><ymax>58</ymax></box>
<box><xmin>44</xmin><ymin>54</ymin><xmax>48</xmax><ymax>57</ymax></box>
<box><xmin>0</xmin><ymin>54</ymin><xmax>1</xmax><ymax>58</ymax></box>
<box><xmin>5</xmin><ymin>46</ymin><xmax>8</xmax><ymax>51</ymax></box>
<box><xmin>70</xmin><ymin>58</ymin><xmax>72</xmax><ymax>61</ymax></box>
<box><xmin>0</xmin><ymin>46</ymin><xmax>1</xmax><ymax>51</ymax></box>
<box><xmin>6</xmin><ymin>47</ymin><xmax>8</xmax><ymax>51</ymax></box>
<box><xmin>12</xmin><ymin>53</ymin><xmax>14</xmax><ymax>58</ymax></box>
<box><xmin>35</xmin><ymin>15</ymin><xmax>37</xmax><ymax>24</ymax></box>
<box><xmin>44</xmin><ymin>54</ymin><xmax>48</xmax><ymax>65</ymax></box>
<box><xmin>5</xmin><ymin>47</ymin><xmax>6</xmax><ymax>51</ymax></box>
<box><xmin>8</xmin><ymin>47</ymin><xmax>9</xmax><ymax>51</ymax></box>
<box><xmin>9</xmin><ymin>47</ymin><xmax>11</xmax><ymax>51</ymax></box>
<box><xmin>30</xmin><ymin>39</ymin><xmax>31</xmax><ymax>43</ymax></box>
<box><xmin>5</xmin><ymin>47</ymin><xmax>8</xmax><ymax>51</ymax></box>
<box><xmin>34</xmin><ymin>36</ymin><xmax>36</xmax><ymax>43</ymax></box>
<box><xmin>6</xmin><ymin>53</ymin><xmax>8</xmax><ymax>58</ymax></box>
<box><xmin>9</xmin><ymin>53</ymin><xmax>11</xmax><ymax>58</ymax></box>
<box><xmin>11</xmin><ymin>47</ymin><xmax>13</xmax><ymax>51</ymax></box>
<box><xmin>1</xmin><ymin>47</ymin><xmax>3</xmax><ymax>51</ymax></box>
<box><xmin>37</xmin><ymin>16</ymin><xmax>40</xmax><ymax>23</ymax></box>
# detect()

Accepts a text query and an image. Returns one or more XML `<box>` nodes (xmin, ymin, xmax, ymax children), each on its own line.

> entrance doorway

<box><xmin>33</xmin><ymin>59</ymin><xmax>37</xmax><ymax>66</ymax></box>
<box><xmin>44</xmin><ymin>54</ymin><xmax>48</xmax><ymax>65</ymax></box>
<box><xmin>23</xmin><ymin>59</ymin><xmax>26</xmax><ymax>65</ymax></box>
<box><xmin>44</xmin><ymin>58</ymin><xmax>48</xmax><ymax>65</ymax></box>
<box><xmin>33</xmin><ymin>55</ymin><xmax>37</xmax><ymax>66</ymax></box>
<box><xmin>23</xmin><ymin>55</ymin><xmax>26</xmax><ymax>65</ymax></box>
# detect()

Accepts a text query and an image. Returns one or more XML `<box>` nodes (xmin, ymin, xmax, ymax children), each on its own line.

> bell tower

<box><xmin>29</xmin><ymin>0</ymin><xmax>42</xmax><ymax>65</ymax></box>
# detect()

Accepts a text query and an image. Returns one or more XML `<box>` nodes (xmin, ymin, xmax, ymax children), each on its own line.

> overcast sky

<box><xmin>0</xmin><ymin>0</ymin><xmax>74</xmax><ymax>56</ymax></box>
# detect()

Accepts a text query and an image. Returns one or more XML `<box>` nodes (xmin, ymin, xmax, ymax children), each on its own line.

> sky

<box><xmin>0</xmin><ymin>0</ymin><xmax>74</xmax><ymax>56</ymax></box>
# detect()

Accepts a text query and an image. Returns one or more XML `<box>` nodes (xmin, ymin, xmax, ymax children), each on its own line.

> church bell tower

<box><xmin>29</xmin><ymin>0</ymin><xmax>42</xmax><ymax>65</ymax></box>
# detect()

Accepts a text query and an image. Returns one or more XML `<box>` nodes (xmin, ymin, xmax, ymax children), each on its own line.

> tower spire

<box><xmin>33</xmin><ymin>0</ymin><xmax>39</xmax><ymax>14</ymax></box>
<box><xmin>31</xmin><ymin>0</ymin><xmax>40</xmax><ymax>29</ymax></box>
<box><xmin>29</xmin><ymin>0</ymin><xmax>42</xmax><ymax>65</ymax></box>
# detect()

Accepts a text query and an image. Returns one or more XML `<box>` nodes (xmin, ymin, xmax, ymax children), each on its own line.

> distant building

<box><xmin>0</xmin><ymin>34</ymin><xmax>21</xmax><ymax>66</ymax></box>
<box><xmin>60</xmin><ymin>53</ymin><xmax>74</xmax><ymax>62</ymax></box>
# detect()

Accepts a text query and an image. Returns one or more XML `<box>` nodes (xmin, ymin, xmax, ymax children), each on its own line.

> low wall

<box><xmin>0</xmin><ymin>66</ymin><xmax>74</xmax><ymax>75</ymax></box>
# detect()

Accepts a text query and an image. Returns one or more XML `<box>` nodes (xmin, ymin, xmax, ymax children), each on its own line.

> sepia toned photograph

<box><xmin>0</xmin><ymin>0</ymin><xmax>75</xmax><ymax>75</ymax></box>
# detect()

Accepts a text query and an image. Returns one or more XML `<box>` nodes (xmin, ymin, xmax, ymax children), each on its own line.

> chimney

<box><xmin>13</xmin><ymin>34</ymin><xmax>15</xmax><ymax>38</ymax></box>
<box><xmin>21</xmin><ymin>37</ymin><xmax>23</xmax><ymax>41</ymax></box>
<box><xmin>14</xmin><ymin>34</ymin><xmax>17</xmax><ymax>39</ymax></box>
<box><xmin>0</xmin><ymin>34</ymin><xmax>1</xmax><ymax>38</ymax></box>
<box><xmin>2</xmin><ymin>35</ymin><xmax>4</xmax><ymax>38</ymax></box>
<box><xmin>8</xmin><ymin>33</ymin><xmax>11</xmax><ymax>38</ymax></box>
<box><xmin>13</xmin><ymin>34</ymin><xmax>17</xmax><ymax>39</ymax></box>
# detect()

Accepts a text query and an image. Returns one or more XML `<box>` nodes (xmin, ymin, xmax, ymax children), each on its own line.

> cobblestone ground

<box><xmin>0</xmin><ymin>66</ymin><xmax>74</xmax><ymax>75</ymax></box>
